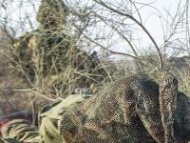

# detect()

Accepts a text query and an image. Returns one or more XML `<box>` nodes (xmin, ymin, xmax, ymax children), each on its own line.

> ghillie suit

<box><xmin>36</xmin><ymin>0</ymin><xmax>69</xmax><ymax>29</ymax></box>
<box><xmin>25</xmin><ymin>30</ymin><xmax>107</xmax><ymax>94</ymax></box>
<box><xmin>1</xmin><ymin>92</ymin><xmax>190</xmax><ymax>143</ymax></box>
<box><xmin>0</xmin><ymin>94</ymin><xmax>91</xmax><ymax>143</ymax></box>
<box><xmin>38</xmin><ymin>72</ymin><xmax>179</xmax><ymax>143</ymax></box>
<box><xmin>0</xmin><ymin>74</ymin><xmax>163</xmax><ymax>143</ymax></box>
<box><xmin>57</xmin><ymin>71</ymin><xmax>179</xmax><ymax>143</ymax></box>
<box><xmin>55</xmin><ymin>74</ymin><xmax>165</xmax><ymax>143</ymax></box>
<box><xmin>13</xmin><ymin>0</ymin><xmax>109</xmax><ymax>96</ymax></box>
<box><xmin>0</xmin><ymin>72</ymin><xmax>179</xmax><ymax>143</ymax></box>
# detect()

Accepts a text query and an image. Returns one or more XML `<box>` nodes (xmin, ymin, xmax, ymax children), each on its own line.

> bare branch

<box><xmin>93</xmin><ymin>0</ymin><xmax>163</xmax><ymax>69</ymax></box>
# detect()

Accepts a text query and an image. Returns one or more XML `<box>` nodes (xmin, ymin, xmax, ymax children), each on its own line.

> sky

<box><xmin>138</xmin><ymin>0</ymin><xmax>176</xmax><ymax>43</ymax></box>
<box><xmin>131</xmin><ymin>0</ymin><xmax>188</xmax><ymax>55</ymax></box>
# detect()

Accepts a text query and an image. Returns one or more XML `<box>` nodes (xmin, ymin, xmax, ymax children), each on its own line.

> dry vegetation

<box><xmin>0</xmin><ymin>0</ymin><xmax>190</xmax><ymax>115</ymax></box>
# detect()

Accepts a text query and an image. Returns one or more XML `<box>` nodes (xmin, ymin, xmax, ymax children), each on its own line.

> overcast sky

<box><xmin>135</xmin><ymin>0</ymin><xmax>185</xmax><ymax>44</ymax></box>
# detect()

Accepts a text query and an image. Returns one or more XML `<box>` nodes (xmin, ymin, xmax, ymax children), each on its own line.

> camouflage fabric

<box><xmin>1</xmin><ymin>119</ymin><xmax>39</xmax><ymax>143</ymax></box>
<box><xmin>2</xmin><ymin>91</ymin><xmax>190</xmax><ymax>143</ymax></box>
<box><xmin>58</xmin><ymin>74</ymin><xmax>165</xmax><ymax>143</ymax></box>
<box><xmin>149</xmin><ymin>70</ymin><xmax>178</xmax><ymax>143</ymax></box>
<box><xmin>0</xmin><ymin>72</ymin><xmax>180</xmax><ymax>143</ymax></box>
<box><xmin>38</xmin><ymin>72</ymin><xmax>178</xmax><ymax>143</ymax></box>
<box><xmin>0</xmin><ymin>138</ymin><xmax>21</xmax><ymax>143</ymax></box>
<box><xmin>0</xmin><ymin>94</ymin><xmax>91</xmax><ymax>143</ymax></box>
<box><xmin>38</xmin><ymin>93</ymin><xmax>92</xmax><ymax>143</ymax></box>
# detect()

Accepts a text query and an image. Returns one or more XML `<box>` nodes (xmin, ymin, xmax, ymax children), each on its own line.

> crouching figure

<box><xmin>0</xmin><ymin>73</ymin><xmax>181</xmax><ymax>143</ymax></box>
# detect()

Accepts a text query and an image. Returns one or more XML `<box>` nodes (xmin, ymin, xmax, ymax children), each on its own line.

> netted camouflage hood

<box><xmin>37</xmin><ymin>0</ymin><xmax>69</xmax><ymax>28</ymax></box>
<box><xmin>57</xmin><ymin>74</ymin><xmax>167</xmax><ymax>142</ymax></box>
<box><xmin>148</xmin><ymin>70</ymin><xmax>178</xmax><ymax>142</ymax></box>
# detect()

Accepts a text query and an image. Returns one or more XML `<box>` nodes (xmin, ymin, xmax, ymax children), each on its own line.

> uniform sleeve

<box><xmin>1</xmin><ymin>119</ymin><xmax>39</xmax><ymax>143</ymax></box>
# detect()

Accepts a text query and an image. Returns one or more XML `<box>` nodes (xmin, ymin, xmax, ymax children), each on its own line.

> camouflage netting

<box><xmin>0</xmin><ymin>70</ymin><xmax>190</xmax><ymax>142</ymax></box>
<box><xmin>12</xmin><ymin>0</ymin><xmax>110</xmax><ymax>97</ymax></box>
<box><xmin>148</xmin><ymin>70</ymin><xmax>178</xmax><ymax>142</ymax></box>
<box><xmin>57</xmin><ymin>74</ymin><xmax>164</xmax><ymax>143</ymax></box>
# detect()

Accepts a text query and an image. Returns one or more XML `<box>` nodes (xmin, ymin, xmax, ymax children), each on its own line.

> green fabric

<box><xmin>39</xmin><ymin>117</ymin><xmax>62</xmax><ymax>143</ymax></box>
<box><xmin>39</xmin><ymin>94</ymin><xmax>87</xmax><ymax>119</ymax></box>
<box><xmin>39</xmin><ymin>94</ymin><xmax>89</xmax><ymax>143</ymax></box>
<box><xmin>0</xmin><ymin>94</ymin><xmax>89</xmax><ymax>143</ymax></box>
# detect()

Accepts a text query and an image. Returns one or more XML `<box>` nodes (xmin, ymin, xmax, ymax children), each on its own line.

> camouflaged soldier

<box><xmin>37</xmin><ymin>0</ymin><xmax>69</xmax><ymax>29</ymax></box>
<box><xmin>37</xmin><ymin>74</ymin><xmax>165</xmax><ymax>143</ymax></box>
<box><xmin>0</xmin><ymin>74</ymin><xmax>162</xmax><ymax>143</ymax></box>
<box><xmin>57</xmin><ymin>71</ymin><xmax>178</xmax><ymax>143</ymax></box>
<box><xmin>58</xmin><ymin>71</ymin><xmax>179</xmax><ymax>143</ymax></box>
<box><xmin>13</xmin><ymin>0</ymin><xmax>109</xmax><ymax>96</ymax></box>
<box><xmin>0</xmin><ymin>92</ymin><xmax>92</xmax><ymax>143</ymax></box>
<box><xmin>0</xmin><ymin>72</ymin><xmax>179</xmax><ymax>143</ymax></box>
<box><xmin>38</xmin><ymin>91</ymin><xmax>93</xmax><ymax>143</ymax></box>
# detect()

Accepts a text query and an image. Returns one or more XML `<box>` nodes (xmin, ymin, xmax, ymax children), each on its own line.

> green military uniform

<box><xmin>0</xmin><ymin>74</ymin><xmax>160</xmax><ymax>143</ymax></box>
<box><xmin>1</xmin><ymin>119</ymin><xmax>39</xmax><ymax>143</ymax></box>
<box><xmin>1</xmin><ymin>74</ymin><xmax>190</xmax><ymax>143</ymax></box>
<box><xmin>0</xmin><ymin>94</ymin><xmax>90</xmax><ymax>143</ymax></box>
<box><xmin>39</xmin><ymin>94</ymin><xmax>88</xmax><ymax>143</ymax></box>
